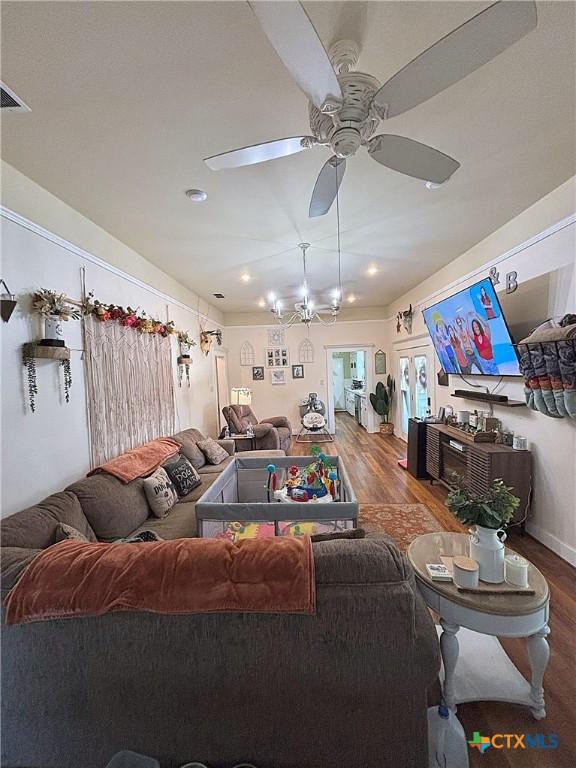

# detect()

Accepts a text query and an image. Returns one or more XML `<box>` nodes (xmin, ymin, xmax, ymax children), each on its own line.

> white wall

<box><xmin>225</xmin><ymin>321</ymin><xmax>390</xmax><ymax>435</ymax></box>
<box><xmin>387</xmin><ymin>179</ymin><xmax>576</xmax><ymax>564</ymax></box>
<box><xmin>0</xmin><ymin>210</ymin><xmax>222</xmax><ymax>518</ymax></box>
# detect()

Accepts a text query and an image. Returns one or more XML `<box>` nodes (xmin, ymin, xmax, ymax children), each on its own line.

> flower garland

<box><xmin>83</xmin><ymin>293</ymin><xmax>176</xmax><ymax>337</ymax></box>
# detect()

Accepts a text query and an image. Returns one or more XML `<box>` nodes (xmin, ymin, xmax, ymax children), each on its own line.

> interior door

<box><xmin>332</xmin><ymin>356</ymin><xmax>345</xmax><ymax>410</ymax></box>
<box><xmin>398</xmin><ymin>345</ymin><xmax>434</xmax><ymax>442</ymax></box>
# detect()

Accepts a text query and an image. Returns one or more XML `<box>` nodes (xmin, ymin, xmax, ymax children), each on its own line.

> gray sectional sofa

<box><xmin>0</xmin><ymin>426</ymin><xmax>440</xmax><ymax>768</ymax></box>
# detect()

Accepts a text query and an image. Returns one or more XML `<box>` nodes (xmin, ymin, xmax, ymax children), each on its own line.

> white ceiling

<box><xmin>1</xmin><ymin>1</ymin><xmax>575</xmax><ymax>314</ymax></box>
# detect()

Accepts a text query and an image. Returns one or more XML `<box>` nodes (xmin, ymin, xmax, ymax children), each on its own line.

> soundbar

<box><xmin>453</xmin><ymin>389</ymin><xmax>509</xmax><ymax>403</ymax></box>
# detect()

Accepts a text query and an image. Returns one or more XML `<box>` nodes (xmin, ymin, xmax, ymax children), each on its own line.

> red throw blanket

<box><xmin>88</xmin><ymin>438</ymin><xmax>180</xmax><ymax>482</ymax></box>
<box><xmin>4</xmin><ymin>538</ymin><xmax>316</xmax><ymax>625</ymax></box>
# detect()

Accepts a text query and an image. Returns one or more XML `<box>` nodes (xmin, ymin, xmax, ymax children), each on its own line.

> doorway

<box><xmin>325</xmin><ymin>346</ymin><xmax>373</xmax><ymax>435</ymax></box>
<box><xmin>397</xmin><ymin>344</ymin><xmax>435</xmax><ymax>442</ymax></box>
<box><xmin>214</xmin><ymin>352</ymin><xmax>229</xmax><ymax>432</ymax></box>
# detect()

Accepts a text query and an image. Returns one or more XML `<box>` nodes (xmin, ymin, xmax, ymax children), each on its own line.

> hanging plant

<box><xmin>22</xmin><ymin>343</ymin><xmax>39</xmax><ymax>413</ymax></box>
<box><xmin>61</xmin><ymin>358</ymin><xmax>72</xmax><ymax>403</ymax></box>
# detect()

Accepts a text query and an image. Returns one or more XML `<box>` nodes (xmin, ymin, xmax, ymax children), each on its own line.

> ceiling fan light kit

<box><xmin>203</xmin><ymin>0</ymin><xmax>537</xmax><ymax>219</ymax></box>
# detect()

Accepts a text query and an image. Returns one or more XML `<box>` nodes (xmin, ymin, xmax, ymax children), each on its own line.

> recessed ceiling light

<box><xmin>258</xmin><ymin>298</ymin><xmax>266</xmax><ymax>308</ymax></box>
<box><xmin>347</xmin><ymin>294</ymin><xmax>356</xmax><ymax>303</ymax></box>
<box><xmin>241</xmin><ymin>273</ymin><xmax>251</xmax><ymax>283</ymax></box>
<box><xmin>425</xmin><ymin>181</ymin><xmax>442</xmax><ymax>190</ymax></box>
<box><xmin>185</xmin><ymin>188</ymin><xmax>208</xmax><ymax>202</ymax></box>
<box><xmin>367</xmin><ymin>266</ymin><xmax>378</xmax><ymax>276</ymax></box>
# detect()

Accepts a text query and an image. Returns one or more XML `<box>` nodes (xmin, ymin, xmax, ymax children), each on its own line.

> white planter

<box><xmin>469</xmin><ymin>525</ymin><xmax>507</xmax><ymax>583</ymax></box>
<box><xmin>179</xmin><ymin>342</ymin><xmax>191</xmax><ymax>358</ymax></box>
<box><xmin>44</xmin><ymin>315</ymin><xmax>64</xmax><ymax>341</ymax></box>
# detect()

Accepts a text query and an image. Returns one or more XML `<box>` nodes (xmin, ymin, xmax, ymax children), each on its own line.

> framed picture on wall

<box><xmin>375</xmin><ymin>349</ymin><xmax>386</xmax><ymax>375</ymax></box>
<box><xmin>270</xmin><ymin>369</ymin><xmax>286</xmax><ymax>385</ymax></box>
<box><xmin>252</xmin><ymin>366</ymin><xmax>264</xmax><ymax>381</ymax></box>
<box><xmin>266</xmin><ymin>347</ymin><xmax>289</xmax><ymax>367</ymax></box>
<box><xmin>292</xmin><ymin>365</ymin><xmax>304</xmax><ymax>379</ymax></box>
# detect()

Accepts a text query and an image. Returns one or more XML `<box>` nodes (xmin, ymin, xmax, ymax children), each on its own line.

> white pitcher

<box><xmin>469</xmin><ymin>525</ymin><xmax>506</xmax><ymax>583</ymax></box>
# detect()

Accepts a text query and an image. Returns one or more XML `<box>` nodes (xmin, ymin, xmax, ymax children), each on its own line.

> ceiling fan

<box><xmin>204</xmin><ymin>1</ymin><xmax>537</xmax><ymax>217</ymax></box>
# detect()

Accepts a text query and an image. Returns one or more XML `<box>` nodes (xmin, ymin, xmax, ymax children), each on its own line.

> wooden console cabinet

<box><xmin>425</xmin><ymin>423</ymin><xmax>531</xmax><ymax>526</ymax></box>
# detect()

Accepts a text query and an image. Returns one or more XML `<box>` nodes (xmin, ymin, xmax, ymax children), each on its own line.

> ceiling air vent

<box><xmin>213</xmin><ymin>293</ymin><xmax>225</xmax><ymax>299</ymax></box>
<box><xmin>0</xmin><ymin>82</ymin><xmax>31</xmax><ymax>113</ymax></box>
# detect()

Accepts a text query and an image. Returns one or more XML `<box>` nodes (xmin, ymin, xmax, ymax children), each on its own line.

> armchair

<box><xmin>222</xmin><ymin>404</ymin><xmax>292</xmax><ymax>452</ymax></box>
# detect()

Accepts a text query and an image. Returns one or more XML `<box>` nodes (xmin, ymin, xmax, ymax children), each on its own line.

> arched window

<box><xmin>298</xmin><ymin>338</ymin><xmax>314</xmax><ymax>364</ymax></box>
<box><xmin>240</xmin><ymin>341</ymin><xmax>255</xmax><ymax>366</ymax></box>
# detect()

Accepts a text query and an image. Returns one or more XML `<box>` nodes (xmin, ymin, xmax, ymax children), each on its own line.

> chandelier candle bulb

<box><xmin>505</xmin><ymin>554</ymin><xmax>529</xmax><ymax>588</ymax></box>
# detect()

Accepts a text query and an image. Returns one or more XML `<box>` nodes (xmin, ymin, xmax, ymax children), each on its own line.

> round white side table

<box><xmin>408</xmin><ymin>532</ymin><xmax>550</xmax><ymax>720</ymax></box>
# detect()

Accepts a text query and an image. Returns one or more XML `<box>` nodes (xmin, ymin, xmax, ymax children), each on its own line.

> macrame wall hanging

<box><xmin>83</xmin><ymin>314</ymin><xmax>175</xmax><ymax>467</ymax></box>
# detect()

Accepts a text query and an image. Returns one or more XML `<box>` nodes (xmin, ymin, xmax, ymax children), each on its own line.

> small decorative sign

<box><xmin>375</xmin><ymin>349</ymin><xmax>386</xmax><ymax>375</ymax></box>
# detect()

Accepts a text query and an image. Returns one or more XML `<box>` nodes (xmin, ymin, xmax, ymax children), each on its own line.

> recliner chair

<box><xmin>222</xmin><ymin>404</ymin><xmax>292</xmax><ymax>452</ymax></box>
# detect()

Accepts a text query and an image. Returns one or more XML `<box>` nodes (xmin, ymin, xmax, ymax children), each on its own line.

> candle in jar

<box><xmin>505</xmin><ymin>554</ymin><xmax>529</xmax><ymax>587</ymax></box>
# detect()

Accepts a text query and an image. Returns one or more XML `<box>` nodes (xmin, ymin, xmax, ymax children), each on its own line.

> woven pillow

<box><xmin>163</xmin><ymin>454</ymin><xmax>202</xmax><ymax>497</ymax></box>
<box><xmin>143</xmin><ymin>467</ymin><xmax>178</xmax><ymax>517</ymax></box>
<box><xmin>54</xmin><ymin>523</ymin><xmax>90</xmax><ymax>543</ymax></box>
<box><xmin>197</xmin><ymin>438</ymin><xmax>230</xmax><ymax>466</ymax></box>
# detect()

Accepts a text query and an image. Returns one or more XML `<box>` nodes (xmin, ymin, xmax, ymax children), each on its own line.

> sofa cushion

<box><xmin>197</xmin><ymin>438</ymin><xmax>230</xmax><ymax>466</ymax></box>
<box><xmin>312</xmin><ymin>535</ymin><xmax>410</xmax><ymax>585</ymax></box>
<box><xmin>0</xmin><ymin>491</ymin><xmax>97</xmax><ymax>549</ymax></box>
<box><xmin>0</xmin><ymin>547</ymin><xmax>42</xmax><ymax>594</ymax></box>
<box><xmin>197</xmin><ymin>455</ymin><xmax>235</xmax><ymax>474</ymax></box>
<box><xmin>163</xmin><ymin>454</ymin><xmax>202</xmax><ymax>497</ymax></box>
<box><xmin>131</xmin><ymin>501</ymin><xmax>198</xmax><ymax>540</ymax></box>
<box><xmin>66</xmin><ymin>475</ymin><xmax>150</xmax><ymax>542</ymax></box>
<box><xmin>172</xmin><ymin>429</ymin><xmax>206</xmax><ymax>469</ymax></box>
<box><xmin>143</xmin><ymin>467</ymin><xmax>178</xmax><ymax>517</ymax></box>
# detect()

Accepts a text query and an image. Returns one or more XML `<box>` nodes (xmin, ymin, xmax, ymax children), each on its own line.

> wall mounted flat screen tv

<box><xmin>423</xmin><ymin>278</ymin><xmax>521</xmax><ymax>377</ymax></box>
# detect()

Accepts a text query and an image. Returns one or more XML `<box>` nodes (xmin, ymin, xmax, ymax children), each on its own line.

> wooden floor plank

<box><xmin>290</xmin><ymin>413</ymin><xmax>576</xmax><ymax>767</ymax></box>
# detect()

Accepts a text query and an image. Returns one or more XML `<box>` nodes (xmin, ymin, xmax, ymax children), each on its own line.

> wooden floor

<box><xmin>290</xmin><ymin>413</ymin><xmax>576</xmax><ymax>768</ymax></box>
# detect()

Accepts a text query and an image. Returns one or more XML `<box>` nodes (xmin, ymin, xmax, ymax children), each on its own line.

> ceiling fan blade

<box><xmin>372</xmin><ymin>1</ymin><xmax>537</xmax><ymax>119</ymax></box>
<box><xmin>248</xmin><ymin>1</ymin><xmax>342</xmax><ymax>112</ymax></box>
<box><xmin>204</xmin><ymin>136</ymin><xmax>314</xmax><ymax>171</ymax></box>
<box><xmin>309</xmin><ymin>156</ymin><xmax>346</xmax><ymax>218</ymax></box>
<box><xmin>368</xmin><ymin>135</ymin><xmax>460</xmax><ymax>184</ymax></box>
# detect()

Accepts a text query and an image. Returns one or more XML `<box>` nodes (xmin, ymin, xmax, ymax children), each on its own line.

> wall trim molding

<box><xmin>225</xmin><ymin>318</ymin><xmax>387</xmax><ymax>329</ymax></box>
<box><xmin>0</xmin><ymin>205</ymin><xmax>222</xmax><ymax>328</ymax></box>
<box><xmin>384</xmin><ymin>214</ymin><xmax>576</xmax><ymax>321</ymax></box>
<box><xmin>526</xmin><ymin>521</ymin><xmax>576</xmax><ymax>567</ymax></box>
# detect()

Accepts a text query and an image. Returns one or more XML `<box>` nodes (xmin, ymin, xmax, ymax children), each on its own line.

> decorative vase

<box><xmin>179</xmin><ymin>342</ymin><xmax>191</xmax><ymax>358</ymax></box>
<box><xmin>380</xmin><ymin>422</ymin><xmax>394</xmax><ymax>436</ymax></box>
<box><xmin>469</xmin><ymin>524</ymin><xmax>507</xmax><ymax>583</ymax></box>
<box><xmin>43</xmin><ymin>314</ymin><xmax>64</xmax><ymax>346</ymax></box>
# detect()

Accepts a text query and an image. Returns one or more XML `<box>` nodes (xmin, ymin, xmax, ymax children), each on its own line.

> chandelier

<box><xmin>268</xmin><ymin>173</ymin><xmax>344</xmax><ymax>328</ymax></box>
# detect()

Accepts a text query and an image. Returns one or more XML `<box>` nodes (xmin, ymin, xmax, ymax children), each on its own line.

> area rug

<box><xmin>359</xmin><ymin>503</ymin><xmax>445</xmax><ymax>552</ymax></box>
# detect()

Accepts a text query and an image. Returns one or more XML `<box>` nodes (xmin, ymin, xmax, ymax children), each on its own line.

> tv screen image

<box><xmin>422</xmin><ymin>278</ymin><xmax>520</xmax><ymax>377</ymax></box>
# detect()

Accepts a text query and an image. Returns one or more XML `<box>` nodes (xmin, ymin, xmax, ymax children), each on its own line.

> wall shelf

<box><xmin>451</xmin><ymin>392</ymin><xmax>526</xmax><ymax>408</ymax></box>
<box><xmin>27</xmin><ymin>345</ymin><xmax>70</xmax><ymax>361</ymax></box>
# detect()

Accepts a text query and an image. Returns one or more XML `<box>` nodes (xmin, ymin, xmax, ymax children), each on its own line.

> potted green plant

<box><xmin>369</xmin><ymin>375</ymin><xmax>395</xmax><ymax>435</ymax></box>
<box><xmin>446</xmin><ymin>479</ymin><xmax>520</xmax><ymax>583</ymax></box>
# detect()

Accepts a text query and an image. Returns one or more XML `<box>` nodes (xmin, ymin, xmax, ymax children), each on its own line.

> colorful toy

<box><xmin>266</xmin><ymin>463</ymin><xmax>277</xmax><ymax>502</ymax></box>
<box><xmin>274</xmin><ymin>446</ymin><xmax>338</xmax><ymax>503</ymax></box>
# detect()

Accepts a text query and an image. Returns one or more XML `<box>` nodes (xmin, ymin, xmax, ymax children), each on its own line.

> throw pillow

<box><xmin>143</xmin><ymin>467</ymin><xmax>178</xmax><ymax>517</ymax></box>
<box><xmin>54</xmin><ymin>522</ymin><xmax>90</xmax><ymax>543</ymax></box>
<box><xmin>173</xmin><ymin>432</ymin><xmax>206</xmax><ymax>469</ymax></box>
<box><xmin>114</xmin><ymin>530</ymin><xmax>164</xmax><ymax>543</ymax></box>
<box><xmin>197</xmin><ymin>437</ymin><xmax>230</xmax><ymax>466</ymax></box>
<box><xmin>163</xmin><ymin>454</ymin><xmax>202</xmax><ymax>497</ymax></box>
